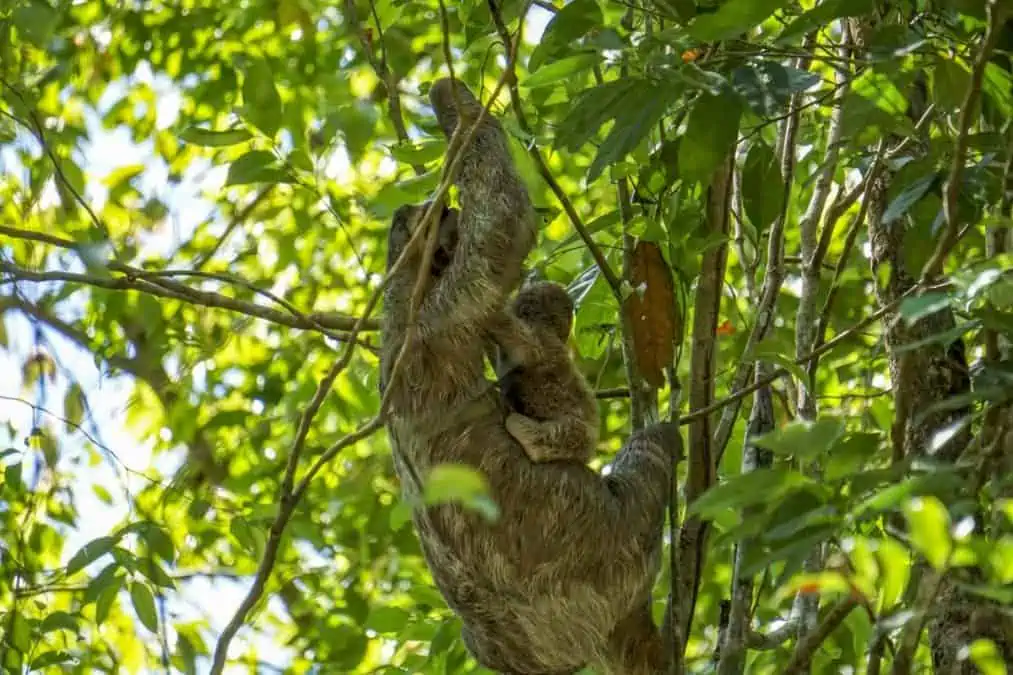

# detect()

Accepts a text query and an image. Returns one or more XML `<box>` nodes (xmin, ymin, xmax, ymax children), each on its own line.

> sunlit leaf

<box><xmin>687</xmin><ymin>0</ymin><xmax>789</xmax><ymax>41</ymax></box>
<box><xmin>903</xmin><ymin>496</ymin><xmax>952</xmax><ymax>570</ymax></box>
<box><xmin>968</xmin><ymin>638</ymin><xmax>1007</xmax><ymax>675</ymax></box>
<box><xmin>753</xmin><ymin>417</ymin><xmax>846</xmax><ymax>460</ymax></box>
<box><xmin>423</xmin><ymin>464</ymin><xmax>499</xmax><ymax>522</ymax></box>
<box><xmin>242</xmin><ymin>60</ymin><xmax>283</xmax><ymax>137</ymax></box>
<box><xmin>521</xmin><ymin>53</ymin><xmax>599</xmax><ymax>89</ymax></box>
<box><xmin>129</xmin><ymin>582</ymin><xmax>159</xmax><ymax>632</ymax></box>
<box><xmin>66</xmin><ymin>536</ymin><xmax>118</xmax><ymax>576</ymax></box>
<box><xmin>64</xmin><ymin>382</ymin><xmax>85</xmax><ymax>430</ymax></box>
<box><xmin>179</xmin><ymin>127</ymin><xmax>254</xmax><ymax>147</ymax></box>
<box><xmin>365</xmin><ymin>606</ymin><xmax>411</xmax><ymax>635</ymax></box>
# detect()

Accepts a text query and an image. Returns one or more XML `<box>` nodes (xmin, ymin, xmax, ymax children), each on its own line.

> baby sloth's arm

<box><xmin>506</xmin><ymin>412</ymin><xmax>597</xmax><ymax>464</ymax></box>
<box><xmin>486</xmin><ymin>311</ymin><xmax>547</xmax><ymax>368</ymax></box>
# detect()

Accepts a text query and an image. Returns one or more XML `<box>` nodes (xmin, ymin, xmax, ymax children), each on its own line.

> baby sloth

<box><xmin>491</xmin><ymin>281</ymin><xmax>599</xmax><ymax>464</ymax></box>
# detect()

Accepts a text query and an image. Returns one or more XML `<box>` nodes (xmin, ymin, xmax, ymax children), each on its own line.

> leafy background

<box><xmin>1</xmin><ymin>0</ymin><xmax>1012</xmax><ymax>673</ymax></box>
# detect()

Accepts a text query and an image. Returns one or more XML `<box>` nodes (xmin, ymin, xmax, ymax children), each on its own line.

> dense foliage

<box><xmin>1</xmin><ymin>0</ymin><xmax>1011</xmax><ymax>673</ymax></box>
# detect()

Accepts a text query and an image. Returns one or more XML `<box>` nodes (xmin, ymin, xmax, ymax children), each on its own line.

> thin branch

<box><xmin>0</xmin><ymin>255</ymin><xmax>373</xmax><ymax>336</ymax></box>
<box><xmin>712</xmin><ymin>39</ymin><xmax>807</xmax><ymax>465</ymax></box>
<box><xmin>0</xmin><ymin>79</ymin><xmax>106</xmax><ymax>235</ymax></box>
<box><xmin>890</xmin><ymin>565</ymin><xmax>947</xmax><ymax>675</ymax></box>
<box><xmin>920</xmin><ymin>0</ymin><xmax>1003</xmax><ymax>281</ymax></box>
<box><xmin>812</xmin><ymin>140</ymin><xmax>887</xmax><ymax>361</ymax></box>
<box><xmin>346</xmin><ymin>0</ymin><xmax>425</xmax><ymax>175</ymax></box>
<box><xmin>783</xmin><ymin>597</ymin><xmax>859</xmax><ymax>674</ymax></box>
<box><xmin>716</xmin><ymin>367</ymin><xmax>774</xmax><ymax>675</ymax></box>
<box><xmin>191</xmin><ymin>187</ymin><xmax>273</xmax><ymax>271</ymax></box>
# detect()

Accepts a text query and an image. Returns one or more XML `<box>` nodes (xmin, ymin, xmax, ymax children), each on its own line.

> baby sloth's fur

<box><xmin>491</xmin><ymin>281</ymin><xmax>599</xmax><ymax>465</ymax></box>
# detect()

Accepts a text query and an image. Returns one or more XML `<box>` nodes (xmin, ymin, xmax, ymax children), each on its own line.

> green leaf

<box><xmin>752</xmin><ymin>336</ymin><xmax>808</xmax><ymax>383</ymax></box>
<box><xmin>882</xmin><ymin>172</ymin><xmax>936</xmax><ymax>224</ymax></box>
<box><xmin>242</xmin><ymin>60</ymin><xmax>283</xmax><ymax>137</ymax></box>
<box><xmin>521</xmin><ymin>53</ymin><xmax>599</xmax><ymax>89</ymax></box>
<box><xmin>689</xmin><ymin>468</ymin><xmax>811</xmax><ymax>519</ymax></box>
<box><xmin>875</xmin><ymin>536</ymin><xmax>911</xmax><ymax>610</ymax></box>
<box><xmin>741</xmin><ymin>142</ymin><xmax>784</xmax><ymax>231</ymax></box>
<box><xmin>687</xmin><ymin>0</ymin><xmax>789</xmax><ymax>41</ymax></box>
<box><xmin>141</xmin><ymin>524</ymin><xmax>174</xmax><ymax>562</ymax></box>
<box><xmin>932</xmin><ymin>58</ymin><xmax>971</xmax><ymax>111</ymax></box>
<box><xmin>66</xmin><ymin>536</ymin><xmax>117</xmax><ymax>575</ymax></box>
<box><xmin>898</xmin><ymin>291</ymin><xmax>951</xmax><ymax>325</ymax></box>
<box><xmin>903</xmin><ymin>496</ymin><xmax>952</xmax><ymax>570</ymax></box>
<box><xmin>528</xmin><ymin>0</ymin><xmax>605</xmax><ymax>73</ymax></box>
<box><xmin>365</xmin><ymin>606</ymin><xmax>411</xmax><ymax>635</ymax></box>
<box><xmin>4</xmin><ymin>461</ymin><xmax>24</xmax><ymax>493</ymax></box>
<box><xmin>968</xmin><ymin>639</ymin><xmax>1007</xmax><ymax>675</ymax></box>
<box><xmin>94</xmin><ymin>578</ymin><xmax>121</xmax><ymax>626</ymax></box>
<box><xmin>30</xmin><ymin>650</ymin><xmax>74</xmax><ymax>669</ymax></box>
<box><xmin>778</xmin><ymin>0</ymin><xmax>875</xmax><ymax>41</ymax></box>
<box><xmin>64</xmin><ymin>382</ymin><xmax>85</xmax><ymax>430</ymax></box>
<box><xmin>587</xmin><ymin>81</ymin><xmax>683</xmax><ymax>182</ymax></box>
<box><xmin>851</xmin><ymin>69</ymin><xmax>908</xmax><ymax>119</ymax></box>
<box><xmin>423</xmin><ymin>464</ymin><xmax>499</xmax><ymax>522</ymax></box>
<box><xmin>555</xmin><ymin>79</ymin><xmax>641</xmax><ymax>152</ymax></box>
<box><xmin>179</xmin><ymin>126</ymin><xmax>254</xmax><ymax>147</ymax></box>
<box><xmin>13</xmin><ymin>0</ymin><xmax>59</xmax><ymax>47</ymax></box>
<box><xmin>387</xmin><ymin>140</ymin><xmax>446</xmax><ymax>165</ymax></box>
<box><xmin>753</xmin><ymin>417</ymin><xmax>846</xmax><ymax>460</ymax></box>
<box><xmin>129</xmin><ymin>582</ymin><xmax>159</xmax><ymax>632</ymax></box>
<box><xmin>225</xmin><ymin>150</ymin><xmax>289</xmax><ymax>186</ymax></box>
<box><xmin>11</xmin><ymin>613</ymin><xmax>31</xmax><ymax>652</ymax></box>
<box><xmin>678</xmin><ymin>91</ymin><xmax>742</xmax><ymax>187</ymax></box>
<box><xmin>40</xmin><ymin>611</ymin><xmax>79</xmax><ymax>633</ymax></box>
<box><xmin>84</xmin><ymin>563</ymin><xmax>121</xmax><ymax>602</ymax></box>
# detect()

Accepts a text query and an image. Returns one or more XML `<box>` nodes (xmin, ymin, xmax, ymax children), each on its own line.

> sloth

<box><xmin>380</xmin><ymin>78</ymin><xmax>680</xmax><ymax>674</ymax></box>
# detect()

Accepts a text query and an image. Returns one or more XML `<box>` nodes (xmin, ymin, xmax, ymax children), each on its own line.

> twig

<box><xmin>712</xmin><ymin>37</ymin><xmax>806</xmax><ymax>465</ymax></box>
<box><xmin>920</xmin><ymin>0</ymin><xmax>1003</xmax><ymax>281</ymax></box>
<box><xmin>346</xmin><ymin>0</ymin><xmax>424</xmax><ymax>175</ymax></box>
<box><xmin>0</xmin><ymin>79</ymin><xmax>107</xmax><ymax>235</ymax></box>
<box><xmin>783</xmin><ymin>597</ymin><xmax>858</xmax><ymax>674</ymax></box>
<box><xmin>811</xmin><ymin>140</ymin><xmax>887</xmax><ymax>362</ymax></box>
<box><xmin>0</xmin><ymin>255</ymin><xmax>372</xmax><ymax>336</ymax></box>
<box><xmin>890</xmin><ymin>565</ymin><xmax>947</xmax><ymax>675</ymax></box>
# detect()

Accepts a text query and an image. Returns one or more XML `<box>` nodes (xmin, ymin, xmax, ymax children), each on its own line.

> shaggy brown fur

<box><xmin>490</xmin><ymin>281</ymin><xmax>599</xmax><ymax>465</ymax></box>
<box><xmin>380</xmin><ymin>78</ymin><xmax>681</xmax><ymax>675</ymax></box>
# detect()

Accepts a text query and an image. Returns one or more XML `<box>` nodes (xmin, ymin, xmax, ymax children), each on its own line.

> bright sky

<box><xmin>1</xmin><ymin>7</ymin><xmax>552</xmax><ymax>674</ymax></box>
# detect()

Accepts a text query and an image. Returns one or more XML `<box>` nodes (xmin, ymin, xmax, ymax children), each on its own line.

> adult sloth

<box><xmin>380</xmin><ymin>78</ymin><xmax>680</xmax><ymax>675</ymax></box>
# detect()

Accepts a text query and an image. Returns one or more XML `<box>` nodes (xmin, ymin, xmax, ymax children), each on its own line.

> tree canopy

<box><xmin>1</xmin><ymin>0</ymin><xmax>1012</xmax><ymax>673</ymax></box>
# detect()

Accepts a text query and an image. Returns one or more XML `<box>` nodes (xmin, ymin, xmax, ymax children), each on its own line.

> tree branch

<box><xmin>0</xmin><ymin>253</ymin><xmax>374</xmax><ymax>337</ymax></box>
<box><xmin>784</xmin><ymin>597</ymin><xmax>858</xmax><ymax>674</ymax></box>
